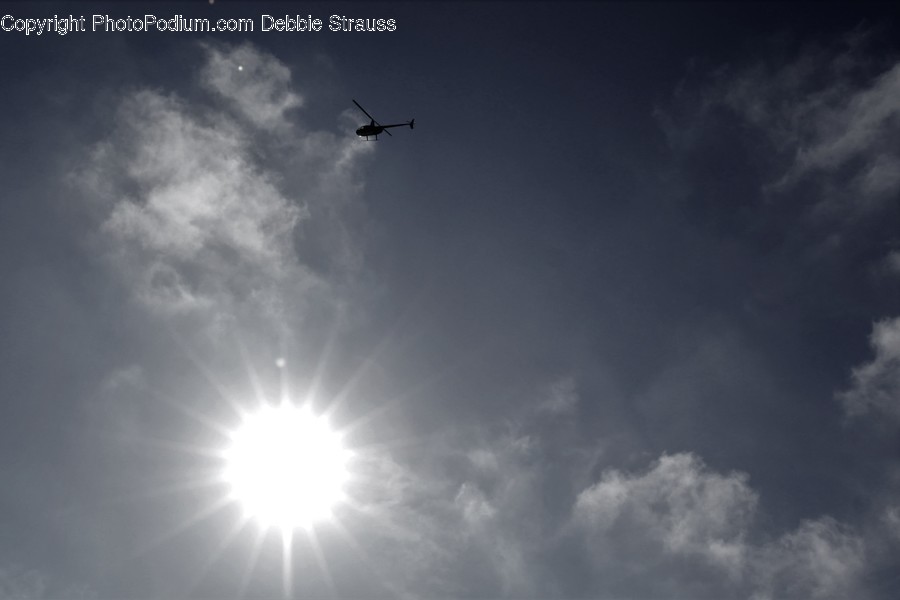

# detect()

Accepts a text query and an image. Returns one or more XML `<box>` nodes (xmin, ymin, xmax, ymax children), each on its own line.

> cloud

<box><xmin>699</xmin><ymin>32</ymin><xmax>900</xmax><ymax>214</ymax></box>
<box><xmin>348</xmin><ymin>376</ymin><xmax>869</xmax><ymax>599</ymax></box>
<box><xmin>342</xmin><ymin>448</ymin><xmax>474</xmax><ymax>600</ymax></box>
<box><xmin>303</xmin><ymin>368</ymin><xmax>874</xmax><ymax>600</ymax></box>
<box><xmin>882</xmin><ymin>250</ymin><xmax>900</xmax><ymax>276</ymax></box>
<box><xmin>341</xmin><ymin>375</ymin><xmax>590</xmax><ymax>599</ymax></box>
<box><xmin>574</xmin><ymin>453</ymin><xmax>867</xmax><ymax>599</ymax></box>
<box><xmin>74</xmin><ymin>42</ymin><xmax>369</xmax><ymax>340</ymax></box>
<box><xmin>884</xmin><ymin>504</ymin><xmax>900</xmax><ymax>540</ymax></box>
<box><xmin>199</xmin><ymin>41</ymin><xmax>302</xmax><ymax>130</ymax></box>
<box><xmin>453</xmin><ymin>432</ymin><xmax>547</xmax><ymax>597</ymax></box>
<box><xmin>0</xmin><ymin>564</ymin><xmax>47</xmax><ymax>600</ymax></box>
<box><xmin>363</xmin><ymin>375</ymin><xmax>869</xmax><ymax>599</ymax></box>
<box><xmin>575</xmin><ymin>452</ymin><xmax>756</xmax><ymax>574</ymax></box>
<box><xmin>455</xmin><ymin>481</ymin><xmax>497</xmax><ymax>522</ymax></box>
<box><xmin>85</xmin><ymin>364</ymin><xmax>146</xmax><ymax>440</ymax></box>
<box><xmin>771</xmin><ymin>62</ymin><xmax>900</xmax><ymax>198</ymax></box>
<box><xmin>0</xmin><ymin>563</ymin><xmax>96</xmax><ymax>599</ymax></box>
<box><xmin>356</xmin><ymin>434</ymin><xmax>544</xmax><ymax>598</ymax></box>
<box><xmin>654</xmin><ymin>28</ymin><xmax>900</xmax><ymax>598</ymax></box>
<box><xmin>837</xmin><ymin>316</ymin><xmax>900</xmax><ymax>422</ymax></box>
<box><xmin>87</xmin><ymin>85</ymin><xmax>311</xmax><ymax>329</ymax></box>
<box><xmin>750</xmin><ymin>517</ymin><xmax>865</xmax><ymax>600</ymax></box>
<box><xmin>657</xmin><ymin>28</ymin><xmax>900</xmax><ymax>272</ymax></box>
<box><xmin>537</xmin><ymin>375</ymin><xmax>579</xmax><ymax>415</ymax></box>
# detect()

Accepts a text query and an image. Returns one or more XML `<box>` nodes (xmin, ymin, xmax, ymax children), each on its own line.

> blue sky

<box><xmin>2</xmin><ymin>2</ymin><xmax>900</xmax><ymax>598</ymax></box>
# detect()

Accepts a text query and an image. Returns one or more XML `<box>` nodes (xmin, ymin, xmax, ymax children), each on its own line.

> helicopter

<box><xmin>353</xmin><ymin>99</ymin><xmax>414</xmax><ymax>140</ymax></box>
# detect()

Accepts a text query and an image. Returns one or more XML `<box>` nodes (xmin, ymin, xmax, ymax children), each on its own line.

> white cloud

<box><xmin>199</xmin><ymin>41</ymin><xmax>302</xmax><ymax>130</ymax></box>
<box><xmin>75</xmin><ymin>42</ymin><xmax>370</xmax><ymax>340</ymax></box>
<box><xmin>718</xmin><ymin>41</ymin><xmax>900</xmax><ymax>197</ymax></box>
<box><xmin>343</xmin><ymin>449</ymin><xmax>468</xmax><ymax>600</ymax></box>
<box><xmin>338</xmin><ymin>383</ymin><xmax>871</xmax><ymax>599</ymax></box>
<box><xmin>750</xmin><ymin>518</ymin><xmax>865</xmax><ymax>600</ymax></box>
<box><xmin>453</xmin><ymin>434</ymin><xmax>544</xmax><ymax>597</ymax></box>
<box><xmin>837</xmin><ymin>316</ymin><xmax>900</xmax><ymax>421</ymax></box>
<box><xmin>576</xmin><ymin>452</ymin><xmax>756</xmax><ymax>573</ymax></box>
<box><xmin>785</xmin><ymin>62</ymin><xmax>900</xmax><ymax>187</ymax></box>
<box><xmin>90</xmin><ymin>88</ymin><xmax>308</xmax><ymax>321</ymax></box>
<box><xmin>575</xmin><ymin>453</ymin><xmax>867</xmax><ymax>598</ymax></box>
<box><xmin>664</xmin><ymin>31</ymin><xmax>900</xmax><ymax>220</ymax></box>
<box><xmin>343</xmin><ymin>399</ymin><xmax>568</xmax><ymax>599</ymax></box>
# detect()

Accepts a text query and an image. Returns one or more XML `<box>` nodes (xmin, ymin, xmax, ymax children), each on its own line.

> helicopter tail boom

<box><xmin>381</xmin><ymin>121</ymin><xmax>415</xmax><ymax>130</ymax></box>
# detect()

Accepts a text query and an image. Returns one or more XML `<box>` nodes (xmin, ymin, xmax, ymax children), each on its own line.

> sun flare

<box><xmin>223</xmin><ymin>403</ymin><xmax>349</xmax><ymax>530</ymax></box>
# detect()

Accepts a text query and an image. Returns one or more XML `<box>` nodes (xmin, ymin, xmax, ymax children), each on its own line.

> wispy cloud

<box><xmin>837</xmin><ymin>316</ymin><xmax>900</xmax><ymax>422</ymax></box>
<box><xmin>660</xmin><ymin>29</ymin><xmax>900</xmax><ymax>226</ymax></box>
<box><xmin>537</xmin><ymin>374</ymin><xmax>579</xmax><ymax>415</ymax></box>
<box><xmin>75</xmin><ymin>42</ymin><xmax>369</xmax><ymax>341</ymax></box>
<box><xmin>341</xmin><ymin>377</ymin><xmax>590</xmax><ymax>598</ymax></box>
<box><xmin>348</xmin><ymin>372</ymin><xmax>869</xmax><ymax>599</ymax></box>
<box><xmin>575</xmin><ymin>453</ymin><xmax>866</xmax><ymax>599</ymax></box>
<box><xmin>750</xmin><ymin>517</ymin><xmax>865</xmax><ymax>600</ymax></box>
<box><xmin>199</xmin><ymin>41</ymin><xmax>302</xmax><ymax>130</ymax></box>
<box><xmin>884</xmin><ymin>504</ymin><xmax>900</xmax><ymax>540</ymax></box>
<box><xmin>576</xmin><ymin>452</ymin><xmax>756</xmax><ymax>574</ymax></box>
<box><xmin>654</xmin><ymin>28</ymin><xmax>899</xmax><ymax>599</ymax></box>
<box><xmin>0</xmin><ymin>563</ymin><xmax>96</xmax><ymax>599</ymax></box>
<box><xmin>97</xmin><ymin>89</ymin><xmax>306</xmax><ymax>319</ymax></box>
<box><xmin>0</xmin><ymin>564</ymin><xmax>47</xmax><ymax>600</ymax></box>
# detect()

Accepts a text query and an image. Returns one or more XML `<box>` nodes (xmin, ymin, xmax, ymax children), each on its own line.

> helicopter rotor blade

<box><xmin>352</xmin><ymin>99</ymin><xmax>378</xmax><ymax>124</ymax></box>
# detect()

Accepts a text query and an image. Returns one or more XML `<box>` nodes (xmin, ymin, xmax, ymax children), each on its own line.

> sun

<box><xmin>223</xmin><ymin>403</ymin><xmax>350</xmax><ymax>530</ymax></box>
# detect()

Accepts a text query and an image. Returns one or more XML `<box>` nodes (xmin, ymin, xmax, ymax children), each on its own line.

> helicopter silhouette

<box><xmin>353</xmin><ymin>99</ymin><xmax>414</xmax><ymax>140</ymax></box>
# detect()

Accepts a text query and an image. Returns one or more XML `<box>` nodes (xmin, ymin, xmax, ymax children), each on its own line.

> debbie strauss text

<box><xmin>262</xmin><ymin>15</ymin><xmax>397</xmax><ymax>32</ymax></box>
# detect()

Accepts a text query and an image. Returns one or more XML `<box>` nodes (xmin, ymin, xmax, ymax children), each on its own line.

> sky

<box><xmin>2</xmin><ymin>1</ymin><xmax>900</xmax><ymax>598</ymax></box>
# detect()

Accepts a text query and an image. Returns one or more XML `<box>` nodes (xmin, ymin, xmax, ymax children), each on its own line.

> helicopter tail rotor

<box><xmin>409</xmin><ymin>119</ymin><xmax>415</xmax><ymax>129</ymax></box>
